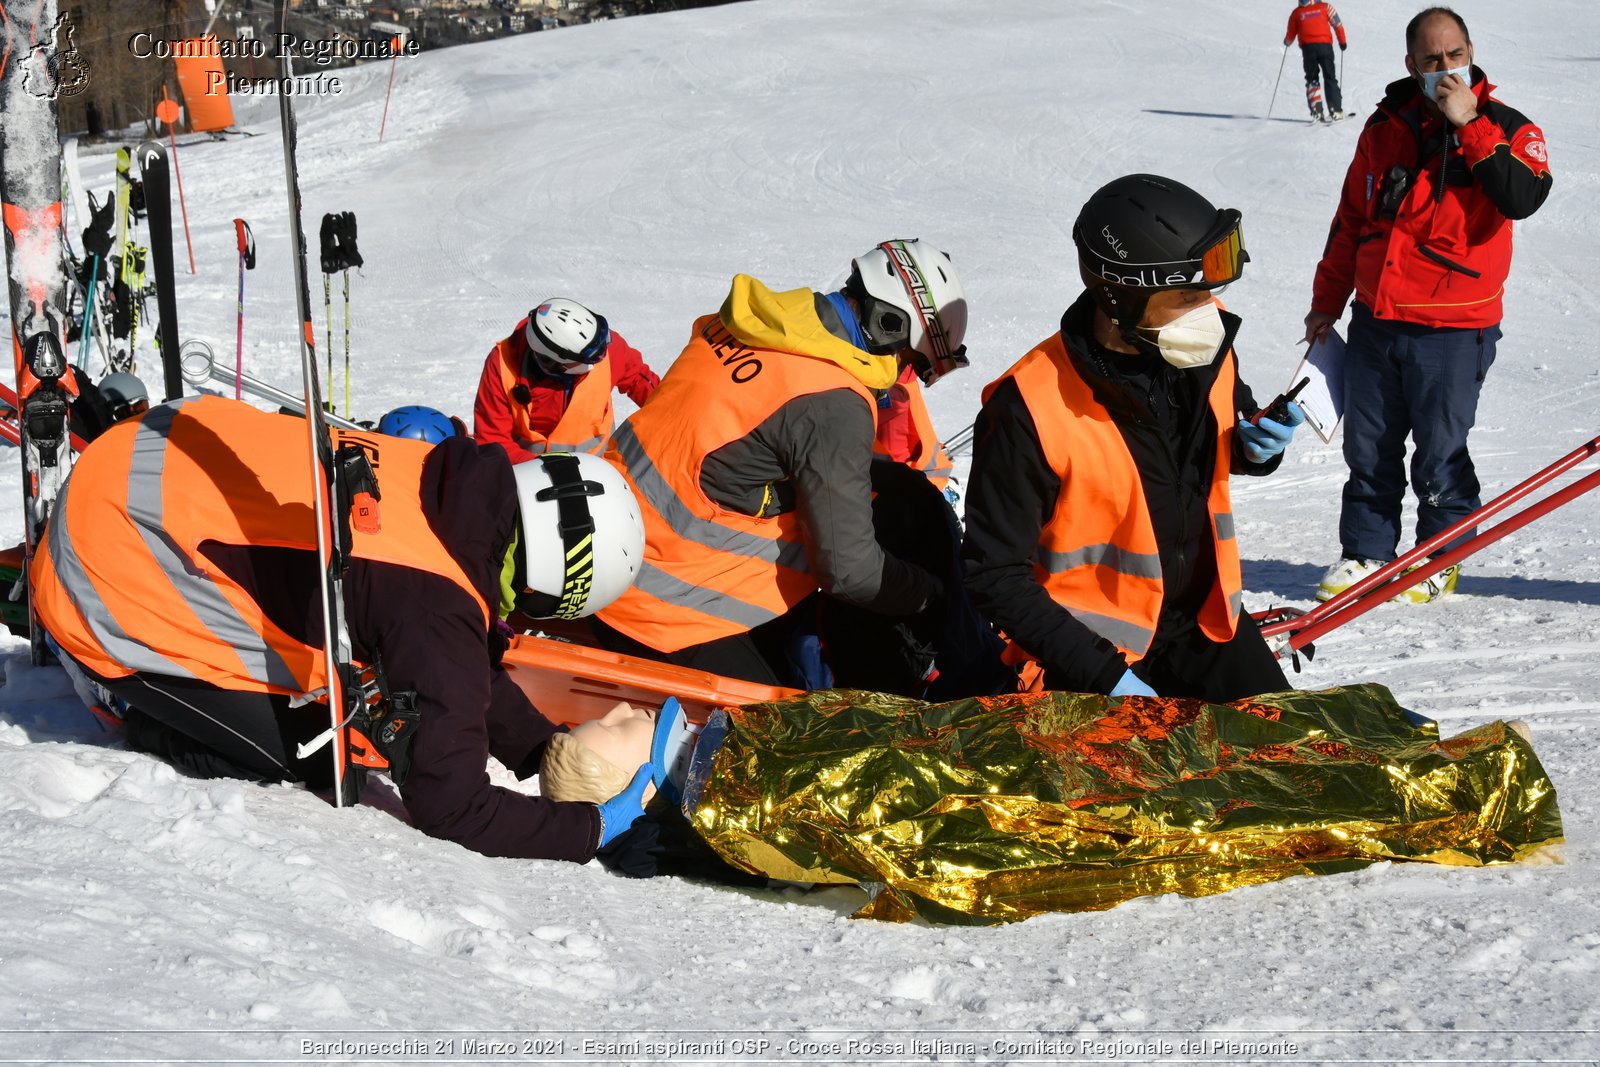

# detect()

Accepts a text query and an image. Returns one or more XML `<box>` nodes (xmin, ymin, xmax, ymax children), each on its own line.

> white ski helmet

<box><xmin>847</xmin><ymin>239</ymin><xmax>969</xmax><ymax>385</ymax></box>
<box><xmin>524</xmin><ymin>297</ymin><xmax>611</xmax><ymax>376</ymax></box>
<box><xmin>99</xmin><ymin>371</ymin><xmax>150</xmax><ymax>421</ymax></box>
<box><xmin>512</xmin><ymin>451</ymin><xmax>644</xmax><ymax>619</ymax></box>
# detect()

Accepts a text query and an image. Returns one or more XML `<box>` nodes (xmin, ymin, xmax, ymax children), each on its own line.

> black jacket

<box><xmin>961</xmin><ymin>293</ymin><xmax>1275</xmax><ymax>693</ymax></box>
<box><xmin>204</xmin><ymin>436</ymin><xmax>600</xmax><ymax>862</ymax></box>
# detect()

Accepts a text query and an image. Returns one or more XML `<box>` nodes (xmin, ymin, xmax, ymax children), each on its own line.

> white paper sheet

<box><xmin>1289</xmin><ymin>329</ymin><xmax>1346</xmax><ymax>443</ymax></box>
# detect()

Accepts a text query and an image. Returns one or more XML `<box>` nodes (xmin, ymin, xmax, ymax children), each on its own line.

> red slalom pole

<box><xmin>169</xmin><ymin>129</ymin><xmax>196</xmax><ymax>274</ymax></box>
<box><xmin>156</xmin><ymin>92</ymin><xmax>197</xmax><ymax>274</ymax></box>
<box><xmin>379</xmin><ymin>35</ymin><xmax>401</xmax><ymax>141</ymax></box>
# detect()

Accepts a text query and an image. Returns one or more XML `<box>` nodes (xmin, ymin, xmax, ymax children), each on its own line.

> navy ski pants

<box><xmin>1301</xmin><ymin>43</ymin><xmax>1342</xmax><ymax>113</ymax></box>
<box><xmin>1338</xmin><ymin>302</ymin><xmax>1500</xmax><ymax>562</ymax></box>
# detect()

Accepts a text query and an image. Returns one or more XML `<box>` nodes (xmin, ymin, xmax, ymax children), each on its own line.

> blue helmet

<box><xmin>377</xmin><ymin>405</ymin><xmax>459</xmax><ymax>444</ymax></box>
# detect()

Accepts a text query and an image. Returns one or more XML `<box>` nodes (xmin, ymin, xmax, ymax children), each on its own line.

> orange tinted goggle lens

<box><xmin>1200</xmin><ymin>224</ymin><xmax>1245</xmax><ymax>285</ymax></box>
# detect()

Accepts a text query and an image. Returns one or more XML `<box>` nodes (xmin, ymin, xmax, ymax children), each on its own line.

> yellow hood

<box><xmin>719</xmin><ymin>274</ymin><xmax>900</xmax><ymax>392</ymax></box>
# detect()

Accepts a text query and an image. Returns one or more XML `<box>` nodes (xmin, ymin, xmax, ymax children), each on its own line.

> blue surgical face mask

<box><xmin>1419</xmin><ymin>65</ymin><xmax>1472</xmax><ymax>96</ymax></box>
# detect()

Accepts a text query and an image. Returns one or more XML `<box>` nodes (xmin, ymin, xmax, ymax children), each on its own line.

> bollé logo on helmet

<box><xmin>1101</xmin><ymin>226</ymin><xmax>1129</xmax><ymax>260</ymax></box>
<box><xmin>1094</xmin><ymin>263</ymin><xmax>1205</xmax><ymax>288</ymax></box>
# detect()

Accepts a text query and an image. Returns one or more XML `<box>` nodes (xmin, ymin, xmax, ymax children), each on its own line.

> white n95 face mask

<box><xmin>1420</xmin><ymin>65</ymin><xmax>1471</xmax><ymax>97</ymax></box>
<box><xmin>1144</xmin><ymin>301</ymin><xmax>1226</xmax><ymax>369</ymax></box>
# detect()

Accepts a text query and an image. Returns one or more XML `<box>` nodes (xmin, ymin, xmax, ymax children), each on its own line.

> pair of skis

<box><xmin>274</xmin><ymin>0</ymin><xmax>375</xmax><ymax>807</ymax></box>
<box><xmin>1</xmin><ymin>0</ymin><xmax>77</xmax><ymax>664</ymax></box>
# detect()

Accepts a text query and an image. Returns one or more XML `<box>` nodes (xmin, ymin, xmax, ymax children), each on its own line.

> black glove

<box><xmin>81</xmin><ymin>196</ymin><xmax>115</xmax><ymax>259</ymax></box>
<box><xmin>334</xmin><ymin>210</ymin><xmax>363</xmax><ymax>269</ymax></box>
<box><xmin>319</xmin><ymin>213</ymin><xmax>340</xmax><ymax>274</ymax></box>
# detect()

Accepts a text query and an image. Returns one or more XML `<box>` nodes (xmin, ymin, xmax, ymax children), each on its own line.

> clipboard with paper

<box><xmin>1288</xmin><ymin>329</ymin><xmax>1345</xmax><ymax>443</ymax></box>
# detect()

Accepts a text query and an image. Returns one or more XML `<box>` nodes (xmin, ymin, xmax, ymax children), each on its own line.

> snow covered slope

<box><xmin>2</xmin><ymin>0</ymin><xmax>1598</xmax><ymax>1059</ymax></box>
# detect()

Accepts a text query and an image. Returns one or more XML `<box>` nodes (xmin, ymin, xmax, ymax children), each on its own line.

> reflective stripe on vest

<box><xmin>596</xmin><ymin>314</ymin><xmax>876</xmax><ymax>652</ymax></box>
<box><xmin>32</xmin><ymin>395</ymin><xmax>487</xmax><ymax>694</ymax></box>
<box><xmin>986</xmin><ymin>333</ymin><xmax>1243</xmax><ymax>659</ymax></box>
<box><xmin>494</xmin><ymin>332</ymin><xmax>614</xmax><ymax>456</ymax></box>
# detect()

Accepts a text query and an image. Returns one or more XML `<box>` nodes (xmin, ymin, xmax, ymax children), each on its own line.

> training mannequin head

<box><xmin>541</xmin><ymin>702</ymin><xmax>656</xmax><ymax>804</ymax></box>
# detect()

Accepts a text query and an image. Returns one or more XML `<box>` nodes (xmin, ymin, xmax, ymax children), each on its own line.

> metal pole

<box><xmin>1268</xmin><ymin>44</ymin><xmax>1289</xmax><ymax>119</ymax></box>
<box><xmin>179</xmin><ymin>342</ymin><xmax>364</xmax><ymax>429</ymax></box>
<box><xmin>1262</xmin><ymin>433</ymin><xmax>1600</xmax><ymax>647</ymax></box>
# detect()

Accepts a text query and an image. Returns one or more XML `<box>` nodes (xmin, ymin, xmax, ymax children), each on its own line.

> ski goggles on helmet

<box><xmin>1192</xmin><ymin>209</ymin><xmax>1248</xmax><ymax>287</ymax></box>
<box><xmin>910</xmin><ymin>344</ymin><xmax>969</xmax><ymax>387</ymax></box>
<box><xmin>568</xmin><ymin>316</ymin><xmax>611</xmax><ymax>365</ymax></box>
<box><xmin>110</xmin><ymin>395</ymin><xmax>150</xmax><ymax>422</ymax></box>
<box><xmin>527</xmin><ymin>310</ymin><xmax>611</xmax><ymax>367</ymax></box>
<box><xmin>1074</xmin><ymin>208</ymin><xmax>1248</xmax><ymax>290</ymax></box>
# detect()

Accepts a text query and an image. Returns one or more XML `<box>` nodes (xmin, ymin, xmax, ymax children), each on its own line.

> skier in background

<box><xmin>472</xmin><ymin>296</ymin><xmax>658</xmax><ymax>462</ymax></box>
<box><xmin>1286</xmin><ymin>0</ymin><xmax>1349</xmax><ymax>122</ymax></box>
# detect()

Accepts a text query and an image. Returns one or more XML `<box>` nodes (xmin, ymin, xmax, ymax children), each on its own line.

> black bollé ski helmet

<box><xmin>1073</xmin><ymin>173</ymin><xmax>1248</xmax><ymax>346</ymax></box>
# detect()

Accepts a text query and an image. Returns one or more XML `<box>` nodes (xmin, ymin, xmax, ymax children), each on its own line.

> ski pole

<box><xmin>1268</xmin><ymin>44</ymin><xmax>1289</xmax><ymax>119</ymax></box>
<box><xmin>945</xmin><ymin>421</ymin><xmax>975</xmax><ymax>458</ymax></box>
<box><xmin>233</xmin><ymin>218</ymin><xmax>255</xmax><ymax>401</ymax></box>
<box><xmin>77</xmin><ymin>255</ymin><xmax>101</xmax><ymax>369</ymax></box>
<box><xmin>342</xmin><ymin>269</ymin><xmax>351</xmax><ymax>417</ymax></box>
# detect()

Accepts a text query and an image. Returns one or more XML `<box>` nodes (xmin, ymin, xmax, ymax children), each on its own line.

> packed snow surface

<box><xmin>2</xmin><ymin>0</ymin><xmax>1597</xmax><ymax>1061</ymax></box>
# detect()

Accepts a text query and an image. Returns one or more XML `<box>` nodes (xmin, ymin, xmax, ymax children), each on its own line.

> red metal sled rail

<box><xmin>1256</xmin><ymin>432</ymin><xmax>1600</xmax><ymax>654</ymax></box>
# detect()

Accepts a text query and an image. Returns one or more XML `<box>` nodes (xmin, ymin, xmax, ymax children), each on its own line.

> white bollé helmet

<box><xmin>524</xmin><ymin>297</ymin><xmax>611</xmax><ymax>376</ymax></box>
<box><xmin>847</xmin><ymin>238</ymin><xmax>969</xmax><ymax>385</ymax></box>
<box><xmin>512</xmin><ymin>451</ymin><xmax>644</xmax><ymax>619</ymax></box>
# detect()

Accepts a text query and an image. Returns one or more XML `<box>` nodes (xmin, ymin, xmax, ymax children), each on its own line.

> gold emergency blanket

<box><xmin>687</xmin><ymin>684</ymin><xmax>1562</xmax><ymax>924</ymax></box>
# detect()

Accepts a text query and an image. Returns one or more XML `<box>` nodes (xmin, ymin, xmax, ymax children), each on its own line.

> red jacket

<box><xmin>1311</xmin><ymin>72</ymin><xmax>1551</xmax><ymax>330</ymax></box>
<box><xmin>1285</xmin><ymin>2</ymin><xmax>1346</xmax><ymax>47</ymax></box>
<box><xmin>472</xmin><ymin>320</ymin><xmax>658</xmax><ymax>464</ymax></box>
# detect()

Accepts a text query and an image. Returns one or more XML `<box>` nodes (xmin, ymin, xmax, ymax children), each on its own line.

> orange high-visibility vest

<box><xmin>493</xmin><ymin>335</ymin><xmax>614</xmax><ymax>455</ymax></box>
<box><xmin>31</xmin><ymin>395</ymin><xmax>487</xmax><ymax>694</ymax></box>
<box><xmin>873</xmin><ymin>369</ymin><xmax>953</xmax><ymax>490</ymax></box>
<box><xmin>597</xmin><ymin>314</ymin><xmax>876</xmax><ymax>652</ymax></box>
<box><xmin>984</xmin><ymin>334</ymin><xmax>1243</xmax><ymax>660</ymax></box>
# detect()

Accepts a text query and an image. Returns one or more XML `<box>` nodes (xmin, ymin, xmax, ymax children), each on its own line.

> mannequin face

<box><xmin>569</xmin><ymin>702</ymin><xmax>656</xmax><ymax>800</ymax></box>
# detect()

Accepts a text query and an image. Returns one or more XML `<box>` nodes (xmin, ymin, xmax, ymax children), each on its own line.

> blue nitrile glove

<box><xmin>1236</xmin><ymin>401</ymin><xmax>1305</xmax><ymax>464</ymax></box>
<box><xmin>1110</xmin><ymin>669</ymin><xmax>1158</xmax><ymax>698</ymax></box>
<box><xmin>596</xmin><ymin>764</ymin><xmax>651</xmax><ymax>848</ymax></box>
